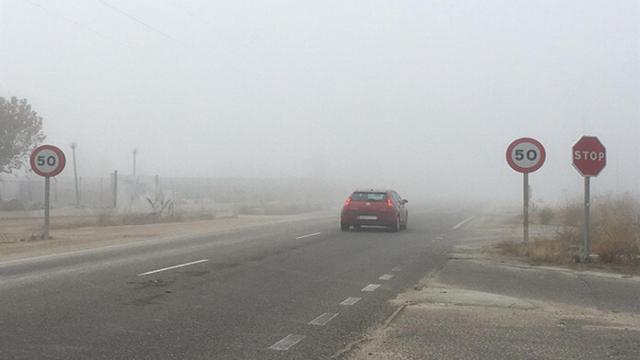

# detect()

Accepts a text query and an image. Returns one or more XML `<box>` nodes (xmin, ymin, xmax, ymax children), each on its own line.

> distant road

<box><xmin>0</xmin><ymin>208</ymin><xmax>467</xmax><ymax>359</ymax></box>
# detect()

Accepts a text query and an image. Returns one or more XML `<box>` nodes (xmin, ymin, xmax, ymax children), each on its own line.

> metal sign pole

<box><xmin>523</xmin><ymin>172</ymin><xmax>529</xmax><ymax>244</ymax></box>
<box><xmin>44</xmin><ymin>176</ymin><xmax>50</xmax><ymax>240</ymax></box>
<box><xmin>583</xmin><ymin>176</ymin><xmax>591</xmax><ymax>260</ymax></box>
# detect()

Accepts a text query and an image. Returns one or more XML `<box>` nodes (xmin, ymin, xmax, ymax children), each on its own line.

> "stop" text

<box><xmin>574</xmin><ymin>151</ymin><xmax>605</xmax><ymax>161</ymax></box>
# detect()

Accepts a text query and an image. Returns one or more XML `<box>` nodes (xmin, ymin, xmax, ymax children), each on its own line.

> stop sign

<box><xmin>573</xmin><ymin>136</ymin><xmax>606</xmax><ymax>177</ymax></box>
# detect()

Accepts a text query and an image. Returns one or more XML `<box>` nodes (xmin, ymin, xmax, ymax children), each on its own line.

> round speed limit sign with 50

<box><xmin>506</xmin><ymin>138</ymin><xmax>546</xmax><ymax>173</ymax></box>
<box><xmin>30</xmin><ymin>144</ymin><xmax>66</xmax><ymax>177</ymax></box>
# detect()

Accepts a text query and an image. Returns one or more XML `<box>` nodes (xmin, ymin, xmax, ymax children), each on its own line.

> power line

<box><xmin>159</xmin><ymin>0</ymin><xmax>217</xmax><ymax>29</ymax></box>
<box><xmin>96</xmin><ymin>0</ymin><xmax>182</xmax><ymax>44</ymax></box>
<box><xmin>20</xmin><ymin>0</ymin><xmax>243</xmax><ymax>73</ymax></box>
<box><xmin>95</xmin><ymin>0</ymin><xmax>247</xmax><ymax>72</ymax></box>
<box><xmin>23</xmin><ymin>0</ymin><xmax>137</xmax><ymax>50</ymax></box>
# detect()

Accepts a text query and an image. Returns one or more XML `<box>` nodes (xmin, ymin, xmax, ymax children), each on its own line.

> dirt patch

<box><xmin>394</xmin><ymin>286</ymin><xmax>537</xmax><ymax>310</ymax></box>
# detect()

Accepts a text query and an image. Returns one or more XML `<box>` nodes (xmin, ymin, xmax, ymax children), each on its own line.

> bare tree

<box><xmin>0</xmin><ymin>97</ymin><xmax>46</xmax><ymax>174</ymax></box>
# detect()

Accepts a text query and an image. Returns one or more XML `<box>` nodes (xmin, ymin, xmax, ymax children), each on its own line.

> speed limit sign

<box><xmin>506</xmin><ymin>137</ymin><xmax>546</xmax><ymax>173</ymax></box>
<box><xmin>30</xmin><ymin>144</ymin><xmax>66</xmax><ymax>240</ymax></box>
<box><xmin>506</xmin><ymin>137</ymin><xmax>545</xmax><ymax>245</ymax></box>
<box><xmin>30</xmin><ymin>144</ymin><xmax>66</xmax><ymax>177</ymax></box>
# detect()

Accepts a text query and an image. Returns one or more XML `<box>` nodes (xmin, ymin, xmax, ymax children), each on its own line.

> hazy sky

<box><xmin>1</xmin><ymin>0</ymin><xmax>638</xmax><ymax>203</ymax></box>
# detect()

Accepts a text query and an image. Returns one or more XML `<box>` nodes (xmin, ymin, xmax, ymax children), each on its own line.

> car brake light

<box><xmin>344</xmin><ymin>197</ymin><xmax>352</xmax><ymax>207</ymax></box>
<box><xmin>387</xmin><ymin>199</ymin><xmax>393</xmax><ymax>208</ymax></box>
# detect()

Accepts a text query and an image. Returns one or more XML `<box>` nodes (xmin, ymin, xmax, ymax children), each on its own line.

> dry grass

<box><xmin>538</xmin><ymin>207</ymin><xmax>554</xmax><ymax>225</ymax></box>
<box><xmin>499</xmin><ymin>195</ymin><xmax>640</xmax><ymax>265</ymax></box>
<box><xmin>527</xmin><ymin>239</ymin><xmax>572</xmax><ymax>263</ymax></box>
<box><xmin>591</xmin><ymin>195</ymin><xmax>640</xmax><ymax>263</ymax></box>
<box><xmin>495</xmin><ymin>241</ymin><xmax>528</xmax><ymax>257</ymax></box>
<box><xmin>496</xmin><ymin>237</ymin><xmax>575</xmax><ymax>264</ymax></box>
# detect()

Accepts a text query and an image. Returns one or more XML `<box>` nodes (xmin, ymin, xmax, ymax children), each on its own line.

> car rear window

<box><xmin>351</xmin><ymin>192</ymin><xmax>387</xmax><ymax>201</ymax></box>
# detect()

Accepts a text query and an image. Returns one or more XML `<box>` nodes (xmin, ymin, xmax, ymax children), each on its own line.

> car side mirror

<box><xmin>402</xmin><ymin>199</ymin><xmax>408</xmax><ymax>204</ymax></box>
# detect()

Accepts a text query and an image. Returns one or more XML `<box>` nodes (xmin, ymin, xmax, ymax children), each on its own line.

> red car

<box><xmin>340</xmin><ymin>189</ymin><xmax>408</xmax><ymax>232</ymax></box>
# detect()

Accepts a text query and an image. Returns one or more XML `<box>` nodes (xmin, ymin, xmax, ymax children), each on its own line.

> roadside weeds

<box><xmin>497</xmin><ymin>195</ymin><xmax>640</xmax><ymax>269</ymax></box>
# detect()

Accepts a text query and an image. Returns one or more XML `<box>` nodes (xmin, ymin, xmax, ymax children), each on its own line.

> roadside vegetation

<box><xmin>498</xmin><ymin>195</ymin><xmax>640</xmax><ymax>265</ymax></box>
<box><xmin>0</xmin><ymin>97</ymin><xmax>45</xmax><ymax>177</ymax></box>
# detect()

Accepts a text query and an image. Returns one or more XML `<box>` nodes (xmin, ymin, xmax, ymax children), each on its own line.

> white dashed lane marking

<box><xmin>451</xmin><ymin>216</ymin><xmax>475</xmax><ymax>231</ymax></box>
<box><xmin>340</xmin><ymin>297</ymin><xmax>362</xmax><ymax>306</ymax></box>
<box><xmin>392</xmin><ymin>267</ymin><xmax>402</xmax><ymax>272</ymax></box>
<box><xmin>378</xmin><ymin>274</ymin><xmax>394</xmax><ymax>281</ymax></box>
<box><xmin>295</xmin><ymin>232</ymin><xmax>321</xmax><ymax>240</ymax></box>
<box><xmin>269</xmin><ymin>334</ymin><xmax>305</xmax><ymax>351</ymax></box>
<box><xmin>308</xmin><ymin>312</ymin><xmax>339</xmax><ymax>326</ymax></box>
<box><xmin>137</xmin><ymin>259</ymin><xmax>209</xmax><ymax>276</ymax></box>
<box><xmin>361</xmin><ymin>284</ymin><xmax>381</xmax><ymax>292</ymax></box>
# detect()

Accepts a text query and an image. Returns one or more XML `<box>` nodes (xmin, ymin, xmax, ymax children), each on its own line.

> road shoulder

<box><xmin>0</xmin><ymin>212</ymin><xmax>333</xmax><ymax>262</ymax></box>
<box><xmin>343</xmin><ymin>214</ymin><xmax>640</xmax><ymax>360</ymax></box>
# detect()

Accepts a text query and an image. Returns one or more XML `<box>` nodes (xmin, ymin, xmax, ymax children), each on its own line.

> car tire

<box><xmin>400</xmin><ymin>214</ymin><xmax>408</xmax><ymax>230</ymax></box>
<box><xmin>390</xmin><ymin>217</ymin><xmax>400</xmax><ymax>232</ymax></box>
<box><xmin>341</xmin><ymin>223</ymin><xmax>350</xmax><ymax>231</ymax></box>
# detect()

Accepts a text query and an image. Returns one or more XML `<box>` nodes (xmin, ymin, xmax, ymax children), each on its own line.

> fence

<box><xmin>0</xmin><ymin>173</ymin><xmax>344</xmax><ymax>215</ymax></box>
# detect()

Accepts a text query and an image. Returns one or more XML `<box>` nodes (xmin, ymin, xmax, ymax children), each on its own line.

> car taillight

<box><xmin>387</xmin><ymin>199</ymin><xmax>393</xmax><ymax>208</ymax></box>
<box><xmin>344</xmin><ymin>197</ymin><xmax>352</xmax><ymax>207</ymax></box>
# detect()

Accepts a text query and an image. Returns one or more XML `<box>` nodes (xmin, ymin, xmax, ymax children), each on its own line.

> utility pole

<box><xmin>112</xmin><ymin>170</ymin><xmax>118</xmax><ymax>208</ymax></box>
<box><xmin>99</xmin><ymin>177</ymin><xmax>103</xmax><ymax>205</ymax></box>
<box><xmin>71</xmin><ymin>142</ymin><xmax>80</xmax><ymax>207</ymax></box>
<box><xmin>132</xmin><ymin>148</ymin><xmax>138</xmax><ymax>177</ymax></box>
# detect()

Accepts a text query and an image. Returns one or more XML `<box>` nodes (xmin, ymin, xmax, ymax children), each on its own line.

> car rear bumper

<box><xmin>340</xmin><ymin>211</ymin><xmax>397</xmax><ymax>227</ymax></box>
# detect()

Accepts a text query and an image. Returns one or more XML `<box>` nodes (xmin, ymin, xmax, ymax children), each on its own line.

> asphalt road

<box><xmin>0</xmin><ymin>208</ymin><xmax>467</xmax><ymax>360</ymax></box>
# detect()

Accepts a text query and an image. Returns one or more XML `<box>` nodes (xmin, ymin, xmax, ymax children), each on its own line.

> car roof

<box><xmin>353</xmin><ymin>189</ymin><xmax>394</xmax><ymax>193</ymax></box>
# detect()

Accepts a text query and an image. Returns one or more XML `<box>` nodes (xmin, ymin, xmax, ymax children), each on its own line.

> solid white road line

<box><xmin>137</xmin><ymin>259</ymin><xmax>209</xmax><ymax>276</ymax></box>
<box><xmin>308</xmin><ymin>312</ymin><xmax>339</xmax><ymax>326</ymax></box>
<box><xmin>269</xmin><ymin>334</ymin><xmax>306</xmax><ymax>351</ymax></box>
<box><xmin>451</xmin><ymin>216</ymin><xmax>475</xmax><ymax>231</ymax></box>
<box><xmin>378</xmin><ymin>274</ymin><xmax>394</xmax><ymax>281</ymax></box>
<box><xmin>361</xmin><ymin>284</ymin><xmax>381</xmax><ymax>292</ymax></box>
<box><xmin>340</xmin><ymin>297</ymin><xmax>362</xmax><ymax>306</ymax></box>
<box><xmin>295</xmin><ymin>232</ymin><xmax>322</xmax><ymax>240</ymax></box>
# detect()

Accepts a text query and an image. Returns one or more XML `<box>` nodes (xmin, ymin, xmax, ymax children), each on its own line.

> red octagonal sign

<box><xmin>573</xmin><ymin>136</ymin><xmax>606</xmax><ymax>177</ymax></box>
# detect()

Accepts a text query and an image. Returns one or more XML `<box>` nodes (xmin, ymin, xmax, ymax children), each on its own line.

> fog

<box><xmin>1</xmin><ymin>0</ymin><xmax>638</xmax><ymax>205</ymax></box>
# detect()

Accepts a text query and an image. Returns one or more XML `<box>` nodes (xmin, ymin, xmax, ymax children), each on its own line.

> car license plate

<box><xmin>358</xmin><ymin>215</ymin><xmax>377</xmax><ymax>220</ymax></box>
